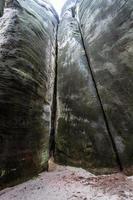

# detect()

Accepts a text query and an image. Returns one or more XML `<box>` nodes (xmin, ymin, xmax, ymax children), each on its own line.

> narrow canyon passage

<box><xmin>0</xmin><ymin>0</ymin><xmax>133</xmax><ymax>197</ymax></box>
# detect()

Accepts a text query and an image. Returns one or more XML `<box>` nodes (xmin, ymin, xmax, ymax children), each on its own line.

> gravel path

<box><xmin>0</xmin><ymin>164</ymin><xmax>133</xmax><ymax>200</ymax></box>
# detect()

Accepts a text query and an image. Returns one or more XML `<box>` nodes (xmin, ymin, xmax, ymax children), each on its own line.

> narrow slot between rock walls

<box><xmin>49</xmin><ymin>25</ymin><xmax>59</xmax><ymax>159</ymax></box>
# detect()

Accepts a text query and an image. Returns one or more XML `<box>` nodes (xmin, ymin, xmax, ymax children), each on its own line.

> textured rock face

<box><xmin>0</xmin><ymin>0</ymin><xmax>5</xmax><ymax>17</ymax></box>
<box><xmin>56</xmin><ymin>8</ymin><xmax>118</xmax><ymax>174</ymax></box>
<box><xmin>78</xmin><ymin>0</ymin><xmax>133</xmax><ymax>172</ymax></box>
<box><xmin>61</xmin><ymin>0</ymin><xmax>77</xmax><ymax>16</ymax></box>
<box><xmin>0</xmin><ymin>0</ymin><xmax>58</xmax><ymax>182</ymax></box>
<box><xmin>0</xmin><ymin>0</ymin><xmax>133</xmax><ymax>185</ymax></box>
<box><xmin>56</xmin><ymin>0</ymin><xmax>133</xmax><ymax>174</ymax></box>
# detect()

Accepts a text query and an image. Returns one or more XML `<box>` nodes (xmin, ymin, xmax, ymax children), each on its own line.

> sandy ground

<box><xmin>0</xmin><ymin>163</ymin><xmax>133</xmax><ymax>200</ymax></box>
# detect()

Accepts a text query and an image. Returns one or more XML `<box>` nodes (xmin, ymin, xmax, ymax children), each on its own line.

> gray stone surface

<box><xmin>78</xmin><ymin>0</ymin><xmax>133</xmax><ymax>172</ymax></box>
<box><xmin>0</xmin><ymin>0</ymin><xmax>5</xmax><ymax>17</ymax></box>
<box><xmin>0</xmin><ymin>0</ymin><xmax>58</xmax><ymax>183</ymax></box>
<box><xmin>56</xmin><ymin>8</ymin><xmax>118</xmax><ymax>174</ymax></box>
<box><xmin>61</xmin><ymin>0</ymin><xmax>77</xmax><ymax>17</ymax></box>
<box><xmin>0</xmin><ymin>0</ymin><xmax>133</xmax><ymax>186</ymax></box>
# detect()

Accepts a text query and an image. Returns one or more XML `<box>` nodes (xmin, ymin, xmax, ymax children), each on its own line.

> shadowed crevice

<box><xmin>49</xmin><ymin>25</ymin><xmax>59</xmax><ymax>158</ymax></box>
<box><xmin>0</xmin><ymin>0</ymin><xmax>5</xmax><ymax>17</ymax></box>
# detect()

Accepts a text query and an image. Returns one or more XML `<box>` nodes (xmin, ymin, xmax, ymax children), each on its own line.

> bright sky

<box><xmin>49</xmin><ymin>0</ymin><xmax>66</xmax><ymax>15</ymax></box>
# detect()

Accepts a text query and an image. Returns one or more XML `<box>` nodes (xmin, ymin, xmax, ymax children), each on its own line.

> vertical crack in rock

<box><xmin>76</xmin><ymin>16</ymin><xmax>123</xmax><ymax>172</ymax></box>
<box><xmin>56</xmin><ymin>2</ymin><xmax>119</xmax><ymax>174</ymax></box>
<box><xmin>76</xmin><ymin>0</ymin><xmax>133</xmax><ymax>174</ymax></box>
<box><xmin>49</xmin><ymin>25</ymin><xmax>58</xmax><ymax>158</ymax></box>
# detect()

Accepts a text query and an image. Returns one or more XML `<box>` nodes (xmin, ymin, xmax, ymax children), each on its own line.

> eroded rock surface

<box><xmin>56</xmin><ymin>0</ymin><xmax>133</xmax><ymax>174</ymax></box>
<box><xmin>0</xmin><ymin>0</ymin><xmax>133</xmax><ymax>188</ymax></box>
<box><xmin>56</xmin><ymin>8</ymin><xmax>118</xmax><ymax>174</ymax></box>
<box><xmin>0</xmin><ymin>0</ymin><xmax>5</xmax><ymax>17</ymax></box>
<box><xmin>78</xmin><ymin>0</ymin><xmax>133</xmax><ymax>173</ymax></box>
<box><xmin>0</xmin><ymin>0</ymin><xmax>58</xmax><ymax>183</ymax></box>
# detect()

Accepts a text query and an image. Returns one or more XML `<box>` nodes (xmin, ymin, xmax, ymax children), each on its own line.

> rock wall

<box><xmin>0</xmin><ymin>0</ymin><xmax>5</xmax><ymax>17</ymax></box>
<box><xmin>78</xmin><ymin>0</ymin><xmax>133</xmax><ymax>174</ymax></box>
<box><xmin>56</xmin><ymin>0</ymin><xmax>133</xmax><ymax>174</ymax></box>
<box><xmin>56</xmin><ymin>7</ymin><xmax>118</xmax><ymax>174</ymax></box>
<box><xmin>0</xmin><ymin>0</ymin><xmax>58</xmax><ymax>184</ymax></box>
<box><xmin>0</xmin><ymin>0</ymin><xmax>133</xmax><ymax>186</ymax></box>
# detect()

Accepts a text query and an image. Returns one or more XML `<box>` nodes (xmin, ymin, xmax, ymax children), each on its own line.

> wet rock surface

<box><xmin>56</xmin><ymin>8</ymin><xmax>118</xmax><ymax>173</ymax></box>
<box><xmin>0</xmin><ymin>0</ymin><xmax>58</xmax><ymax>183</ymax></box>
<box><xmin>78</xmin><ymin>0</ymin><xmax>133</xmax><ymax>172</ymax></box>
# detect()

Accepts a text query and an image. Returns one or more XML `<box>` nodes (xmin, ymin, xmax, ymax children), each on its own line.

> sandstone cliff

<box><xmin>0</xmin><ymin>0</ymin><xmax>58</xmax><ymax>184</ymax></box>
<box><xmin>56</xmin><ymin>0</ymin><xmax>133</xmax><ymax>175</ymax></box>
<box><xmin>0</xmin><ymin>0</ymin><xmax>133</xmax><ymax>187</ymax></box>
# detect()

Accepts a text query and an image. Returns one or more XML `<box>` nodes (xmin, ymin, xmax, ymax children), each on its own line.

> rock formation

<box><xmin>78</xmin><ymin>0</ymin><xmax>133</xmax><ymax>174</ymax></box>
<box><xmin>0</xmin><ymin>0</ymin><xmax>5</xmax><ymax>17</ymax></box>
<box><xmin>56</xmin><ymin>0</ymin><xmax>133</xmax><ymax>175</ymax></box>
<box><xmin>0</xmin><ymin>0</ymin><xmax>58</xmax><ymax>184</ymax></box>
<box><xmin>0</xmin><ymin>0</ymin><xmax>133</xmax><ymax>187</ymax></box>
<box><xmin>56</xmin><ymin>5</ymin><xmax>117</xmax><ymax>174</ymax></box>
